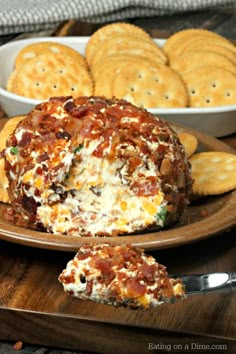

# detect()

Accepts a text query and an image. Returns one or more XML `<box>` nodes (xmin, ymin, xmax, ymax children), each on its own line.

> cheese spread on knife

<box><xmin>58</xmin><ymin>243</ymin><xmax>186</xmax><ymax>309</ymax></box>
<box><xmin>3</xmin><ymin>96</ymin><xmax>192</xmax><ymax>236</ymax></box>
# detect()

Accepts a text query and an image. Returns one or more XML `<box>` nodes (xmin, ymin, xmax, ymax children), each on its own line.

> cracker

<box><xmin>189</xmin><ymin>151</ymin><xmax>236</xmax><ymax>195</ymax></box>
<box><xmin>180</xmin><ymin>44</ymin><xmax>236</xmax><ymax>65</ymax></box>
<box><xmin>171</xmin><ymin>36</ymin><xmax>236</xmax><ymax>61</ymax></box>
<box><xmin>163</xmin><ymin>28</ymin><xmax>223</xmax><ymax>55</ymax></box>
<box><xmin>14</xmin><ymin>52</ymin><xmax>93</xmax><ymax>100</ymax></box>
<box><xmin>0</xmin><ymin>115</ymin><xmax>25</xmax><ymax>204</ymax></box>
<box><xmin>91</xmin><ymin>53</ymin><xmax>145</xmax><ymax>80</ymax></box>
<box><xmin>170</xmin><ymin>50</ymin><xmax>236</xmax><ymax>75</ymax></box>
<box><xmin>182</xmin><ymin>65</ymin><xmax>236</xmax><ymax>107</ymax></box>
<box><xmin>94</xmin><ymin>56</ymin><xmax>164</xmax><ymax>97</ymax></box>
<box><xmin>0</xmin><ymin>159</ymin><xmax>10</xmax><ymax>204</ymax></box>
<box><xmin>112</xmin><ymin>61</ymin><xmax>188</xmax><ymax>108</ymax></box>
<box><xmin>94</xmin><ymin>57</ymin><xmax>141</xmax><ymax>97</ymax></box>
<box><xmin>90</xmin><ymin>33</ymin><xmax>167</xmax><ymax>67</ymax></box>
<box><xmin>0</xmin><ymin>115</ymin><xmax>25</xmax><ymax>151</ymax></box>
<box><xmin>85</xmin><ymin>22</ymin><xmax>152</xmax><ymax>66</ymax></box>
<box><xmin>163</xmin><ymin>28</ymin><xmax>235</xmax><ymax>59</ymax></box>
<box><xmin>15</xmin><ymin>41</ymin><xmax>88</xmax><ymax>70</ymax></box>
<box><xmin>6</xmin><ymin>70</ymin><xmax>18</xmax><ymax>92</ymax></box>
<box><xmin>178</xmin><ymin>132</ymin><xmax>198</xmax><ymax>158</ymax></box>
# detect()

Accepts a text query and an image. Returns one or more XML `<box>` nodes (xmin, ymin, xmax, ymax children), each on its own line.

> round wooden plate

<box><xmin>0</xmin><ymin>121</ymin><xmax>235</xmax><ymax>251</ymax></box>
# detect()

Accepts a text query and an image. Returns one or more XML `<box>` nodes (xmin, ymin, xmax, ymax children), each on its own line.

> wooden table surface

<box><xmin>0</xmin><ymin>7</ymin><xmax>236</xmax><ymax>354</ymax></box>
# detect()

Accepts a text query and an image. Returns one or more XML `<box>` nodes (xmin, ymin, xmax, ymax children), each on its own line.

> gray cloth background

<box><xmin>0</xmin><ymin>0</ymin><xmax>235</xmax><ymax>35</ymax></box>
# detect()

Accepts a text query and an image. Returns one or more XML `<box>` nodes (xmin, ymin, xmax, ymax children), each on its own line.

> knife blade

<box><xmin>172</xmin><ymin>272</ymin><xmax>236</xmax><ymax>295</ymax></box>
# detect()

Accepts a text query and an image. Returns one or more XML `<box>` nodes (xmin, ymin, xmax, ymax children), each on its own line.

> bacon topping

<box><xmin>3</xmin><ymin>96</ymin><xmax>192</xmax><ymax>235</ymax></box>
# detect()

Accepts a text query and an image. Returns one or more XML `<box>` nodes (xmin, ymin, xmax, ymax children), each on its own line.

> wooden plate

<box><xmin>0</xmin><ymin>120</ymin><xmax>235</xmax><ymax>251</ymax></box>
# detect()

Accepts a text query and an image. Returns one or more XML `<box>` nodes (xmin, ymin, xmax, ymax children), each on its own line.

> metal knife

<box><xmin>172</xmin><ymin>272</ymin><xmax>236</xmax><ymax>295</ymax></box>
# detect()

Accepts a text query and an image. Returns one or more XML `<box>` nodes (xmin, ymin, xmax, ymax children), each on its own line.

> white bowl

<box><xmin>0</xmin><ymin>36</ymin><xmax>235</xmax><ymax>137</ymax></box>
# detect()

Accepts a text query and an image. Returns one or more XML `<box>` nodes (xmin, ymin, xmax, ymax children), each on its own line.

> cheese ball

<box><xmin>4</xmin><ymin>96</ymin><xmax>192</xmax><ymax>236</ymax></box>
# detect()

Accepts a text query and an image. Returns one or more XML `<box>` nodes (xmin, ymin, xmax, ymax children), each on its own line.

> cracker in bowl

<box><xmin>85</xmin><ymin>22</ymin><xmax>153</xmax><ymax>66</ymax></box>
<box><xmin>112</xmin><ymin>61</ymin><xmax>188</xmax><ymax>108</ymax></box>
<box><xmin>14</xmin><ymin>41</ymin><xmax>88</xmax><ymax>70</ymax></box>
<box><xmin>181</xmin><ymin>66</ymin><xmax>236</xmax><ymax>107</ymax></box>
<box><xmin>10</xmin><ymin>52</ymin><xmax>93</xmax><ymax>100</ymax></box>
<box><xmin>163</xmin><ymin>28</ymin><xmax>236</xmax><ymax>60</ymax></box>
<box><xmin>90</xmin><ymin>33</ymin><xmax>167</xmax><ymax>67</ymax></box>
<box><xmin>169</xmin><ymin>50</ymin><xmax>236</xmax><ymax>76</ymax></box>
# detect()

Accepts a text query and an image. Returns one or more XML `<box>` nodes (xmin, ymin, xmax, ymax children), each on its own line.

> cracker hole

<box><xmin>154</xmin><ymin>78</ymin><xmax>159</xmax><ymax>83</ymax></box>
<box><xmin>41</xmin><ymin>68</ymin><xmax>46</xmax><ymax>72</ymax></box>
<box><xmin>146</xmin><ymin>91</ymin><xmax>152</xmax><ymax>96</ymax></box>
<box><xmin>205</xmin><ymin>98</ymin><xmax>211</xmax><ymax>104</ymax></box>
<box><xmin>71</xmin><ymin>87</ymin><xmax>75</xmax><ymax>91</ymax></box>
<box><xmin>211</xmin><ymin>82</ymin><xmax>217</xmax><ymax>88</ymax></box>
<box><xmin>191</xmin><ymin>90</ymin><xmax>196</xmax><ymax>95</ymax></box>
<box><xmin>226</xmin><ymin>92</ymin><xmax>231</xmax><ymax>97</ymax></box>
<box><xmin>130</xmin><ymin>87</ymin><xmax>135</xmax><ymax>92</ymax></box>
<box><xmin>53</xmin><ymin>84</ymin><xmax>57</xmax><ymax>89</ymax></box>
<box><xmin>59</xmin><ymin>69</ymin><xmax>64</xmax><ymax>74</ymax></box>
<box><xmin>35</xmin><ymin>82</ymin><xmax>40</xmax><ymax>87</ymax></box>
<box><xmin>138</xmin><ymin>73</ymin><xmax>143</xmax><ymax>79</ymax></box>
<box><xmin>165</xmin><ymin>94</ymin><xmax>169</xmax><ymax>100</ymax></box>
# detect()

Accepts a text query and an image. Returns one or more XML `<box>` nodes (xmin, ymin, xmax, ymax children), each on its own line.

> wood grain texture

<box><xmin>0</xmin><ymin>228</ymin><xmax>235</xmax><ymax>353</ymax></box>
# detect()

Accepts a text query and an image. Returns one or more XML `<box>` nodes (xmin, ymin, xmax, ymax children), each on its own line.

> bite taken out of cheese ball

<box><xmin>3</xmin><ymin>96</ymin><xmax>192</xmax><ymax>237</ymax></box>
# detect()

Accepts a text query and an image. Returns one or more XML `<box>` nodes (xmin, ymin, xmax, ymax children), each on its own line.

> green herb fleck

<box><xmin>74</xmin><ymin>144</ymin><xmax>83</xmax><ymax>153</ymax></box>
<box><xmin>10</xmin><ymin>146</ymin><xmax>18</xmax><ymax>155</ymax></box>
<box><xmin>157</xmin><ymin>206</ymin><xmax>167</xmax><ymax>225</ymax></box>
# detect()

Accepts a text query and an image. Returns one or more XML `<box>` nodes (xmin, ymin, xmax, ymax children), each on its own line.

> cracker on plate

<box><xmin>189</xmin><ymin>151</ymin><xmax>236</xmax><ymax>195</ymax></box>
<box><xmin>177</xmin><ymin>132</ymin><xmax>198</xmax><ymax>158</ymax></box>
<box><xmin>0</xmin><ymin>115</ymin><xmax>25</xmax><ymax>204</ymax></box>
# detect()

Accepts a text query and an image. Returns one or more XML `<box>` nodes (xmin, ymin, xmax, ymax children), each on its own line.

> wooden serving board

<box><xmin>0</xmin><ymin>231</ymin><xmax>235</xmax><ymax>353</ymax></box>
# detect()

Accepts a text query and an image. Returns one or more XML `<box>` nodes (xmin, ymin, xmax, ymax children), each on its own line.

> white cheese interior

<box><xmin>37</xmin><ymin>135</ymin><xmax>166</xmax><ymax>235</ymax></box>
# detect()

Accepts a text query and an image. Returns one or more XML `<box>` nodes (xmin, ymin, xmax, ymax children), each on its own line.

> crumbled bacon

<box><xmin>13</xmin><ymin>341</ymin><xmax>23</xmax><ymax>350</ymax></box>
<box><xmin>3</xmin><ymin>96</ymin><xmax>192</xmax><ymax>236</ymax></box>
<box><xmin>86</xmin><ymin>280</ymin><xmax>93</xmax><ymax>295</ymax></box>
<box><xmin>36</xmin><ymin>152</ymin><xmax>49</xmax><ymax>163</ymax></box>
<box><xmin>59</xmin><ymin>243</ymin><xmax>186</xmax><ymax>309</ymax></box>
<box><xmin>131</xmin><ymin>176</ymin><xmax>159</xmax><ymax>196</ymax></box>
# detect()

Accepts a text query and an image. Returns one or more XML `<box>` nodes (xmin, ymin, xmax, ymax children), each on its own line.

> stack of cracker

<box><xmin>5</xmin><ymin>23</ymin><xmax>236</xmax><ymax>108</ymax></box>
<box><xmin>85</xmin><ymin>23</ymin><xmax>188</xmax><ymax>108</ymax></box>
<box><xmin>164</xmin><ymin>29</ymin><xmax>236</xmax><ymax>107</ymax></box>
